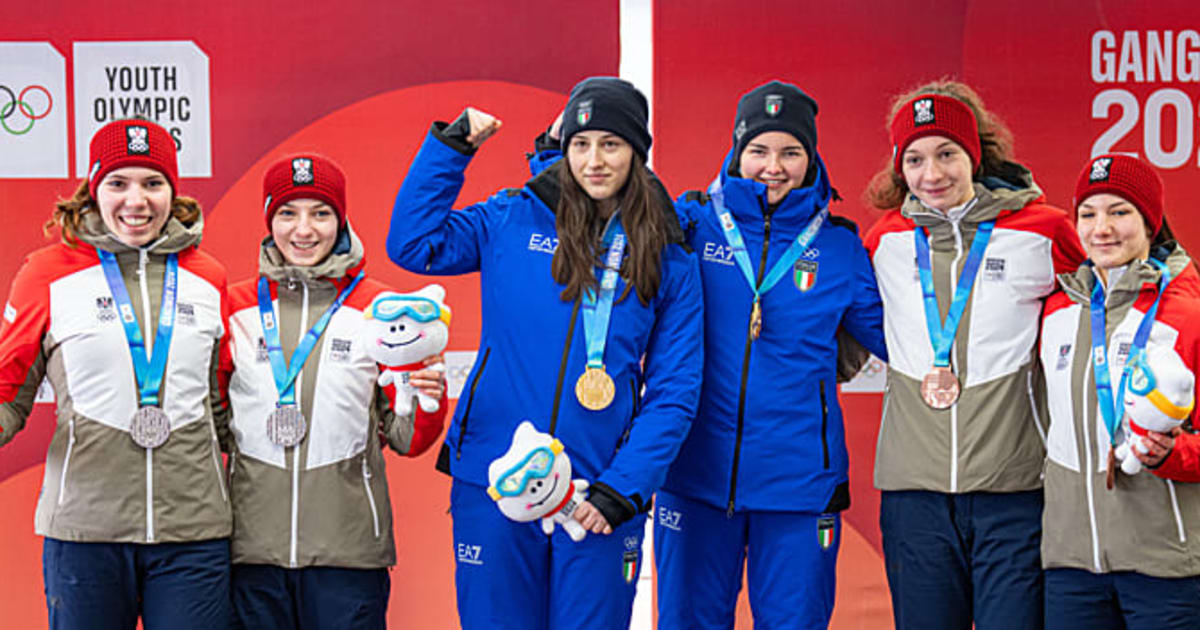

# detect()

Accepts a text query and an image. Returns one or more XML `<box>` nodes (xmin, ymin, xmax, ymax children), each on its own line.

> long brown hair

<box><xmin>551</xmin><ymin>153</ymin><xmax>669</xmax><ymax>306</ymax></box>
<box><xmin>865</xmin><ymin>79</ymin><xmax>1020</xmax><ymax>210</ymax></box>
<box><xmin>44</xmin><ymin>180</ymin><xmax>201</xmax><ymax>246</ymax></box>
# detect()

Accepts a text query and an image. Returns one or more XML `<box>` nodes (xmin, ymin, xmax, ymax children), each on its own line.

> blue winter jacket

<box><xmin>387</xmin><ymin>126</ymin><xmax>703</xmax><ymax>522</ymax></box>
<box><xmin>662</xmin><ymin>150</ymin><xmax>887</xmax><ymax>514</ymax></box>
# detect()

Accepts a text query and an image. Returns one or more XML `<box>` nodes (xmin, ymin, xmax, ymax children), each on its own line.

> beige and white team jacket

<box><xmin>864</xmin><ymin>172</ymin><xmax>1086</xmax><ymax>493</ymax></box>
<box><xmin>0</xmin><ymin>212</ymin><xmax>231</xmax><ymax>543</ymax></box>
<box><xmin>1040</xmin><ymin>246</ymin><xmax>1200</xmax><ymax>577</ymax></box>
<box><xmin>223</xmin><ymin>226</ymin><xmax>445</xmax><ymax>570</ymax></box>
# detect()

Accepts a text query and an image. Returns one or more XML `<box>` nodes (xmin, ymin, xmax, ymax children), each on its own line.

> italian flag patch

<box><xmin>794</xmin><ymin>259</ymin><xmax>818</xmax><ymax>292</ymax></box>
<box><xmin>817</xmin><ymin>516</ymin><xmax>836</xmax><ymax>550</ymax></box>
<box><xmin>622</xmin><ymin>550</ymin><xmax>639</xmax><ymax>583</ymax></box>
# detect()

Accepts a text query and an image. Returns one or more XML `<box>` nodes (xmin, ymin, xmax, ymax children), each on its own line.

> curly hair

<box><xmin>44</xmin><ymin>179</ymin><xmax>201</xmax><ymax>246</ymax></box>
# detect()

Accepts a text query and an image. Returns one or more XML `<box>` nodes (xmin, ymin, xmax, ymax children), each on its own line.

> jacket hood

<box><xmin>259</xmin><ymin>221</ymin><xmax>366</xmax><ymax>284</ymax></box>
<box><xmin>714</xmin><ymin>147</ymin><xmax>833</xmax><ymax>230</ymax></box>
<box><xmin>525</xmin><ymin>159</ymin><xmax>688</xmax><ymax>247</ymax></box>
<box><xmin>1057</xmin><ymin>240</ymin><xmax>1195</xmax><ymax>306</ymax></box>
<box><xmin>76</xmin><ymin>207</ymin><xmax>204</xmax><ymax>254</ymax></box>
<box><xmin>901</xmin><ymin>162</ymin><xmax>1044</xmax><ymax>227</ymax></box>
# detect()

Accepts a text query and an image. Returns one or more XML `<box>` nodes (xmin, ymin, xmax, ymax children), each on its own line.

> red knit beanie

<box><xmin>87</xmin><ymin>119</ymin><xmax>179</xmax><ymax>200</ymax></box>
<box><xmin>1073</xmin><ymin>154</ymin><xmax>1164</xmax><ymax>236</ymax></box>
<box><xmin>890</xmin><ymin>94</ymin><xmax>981</xmax><ymax>175</ymax></box>
<box><xmin>262</xmin><ymin>154</ymin><xmax>347</xmax><ymax>230</ymax></box>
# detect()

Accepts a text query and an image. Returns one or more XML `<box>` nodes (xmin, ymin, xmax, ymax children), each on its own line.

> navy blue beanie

<box><xmin>731</xmin><ymin>81</ymin><xmax>819</xmax><ymax>171</ymax></box>
<box><xmin>560</xmin><ymin>77</ymin><xmax>651</xmax><ymax>160</ymax></box>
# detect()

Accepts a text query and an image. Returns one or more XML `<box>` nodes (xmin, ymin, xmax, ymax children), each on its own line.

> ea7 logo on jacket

<box><xmin>657</xmin><ymin>506</ymin><xmax>682</xmax><ymax>531</ymax></box>
<box><xmin>528</xmin><ymin>233</ymin><xmax>558</xmax><ymax>254</ymax></box>
<box><xmin>702</xmin><ymin>242</ymin><xmax>735</xmax><ymax>266</ymax></box>
<box><xmin>95</xmin><ymin>296</ymin><xmax>116</xmax><ymax>322</ymax></box>
<box><xmin>456</xmin><ymin>543</ymin><xmax>483</xmax><ymax>565</ymax></box>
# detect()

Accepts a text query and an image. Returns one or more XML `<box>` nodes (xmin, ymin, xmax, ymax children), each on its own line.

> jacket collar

<box><xmin>259</xmin><ymin>221</ymin><xmax>366</xmax><ymax>287</ymax></box>
<box><xmin>76</xmin><ymin>207</ymin><xmax>204</xmax><ymax>255</ymax></box>
<box><xmin>1057</xmin><ymin>241</ymin><xmax>1193</xmax><ymax>306</ymax></box>
<box><xmin>901</xmin><ymin>163</ymin><xmax>1044</xmax><ymax>229</ymax></box>
<box><xmin>714</xmin><ymin>148</ymin><xmax>833</xmax><ymax>231</ymax></box>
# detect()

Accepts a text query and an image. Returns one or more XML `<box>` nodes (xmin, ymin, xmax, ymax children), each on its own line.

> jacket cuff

<box><xmin>533</xmin><ymin>129</ymin><xmax>559</xmax><ymax>155</ymax></box>
<box><xmin>431</xmin><ymin>114</ymin><xmax>477</xmax><ymax>156</ymax></box>
<box><xmin>1150</xmin><ymin>431</ymin><xmax>1200</xmax><ymax>482</ymax></box>
<box><xmin>587</xmin><ymin>481</ymin><xmax>638</xmax><ymax>529</ymax></box>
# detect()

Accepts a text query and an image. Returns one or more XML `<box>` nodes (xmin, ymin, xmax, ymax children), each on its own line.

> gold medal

<box><xmin>920</xmin><ymin>366</ymin><xmax>960</xmax><ymax>409</ymax></box>
<box><xmin>749</xmin><ymin>298</ymin><xmax>762</xmax><ymax>341</ymax></box>
<box><xmin>575</xmin><ymin>366</ymin><xmax>615</xmax><ymax>411</ymax></box>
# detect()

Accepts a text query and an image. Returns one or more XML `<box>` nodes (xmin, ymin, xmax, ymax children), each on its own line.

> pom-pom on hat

<box><xmin>87</xmin><ymin>119</ymin><xmax>179</xmax><ymax>200</ymax></box>
<box><xmin>890</xmin><ymin>94</ymin><xmax>981</xmax><ymax>175</ymax></box>
<box><xmin>731</xmin><ymin>81</ymin><xmax>819</xmax><ymax>170</ymax></box>
<box><xmin>262</xmin><ymin>154</ymin><xmax>347</xmax><ymax>230</ymax></box>
<box><xmin>560</xmin><ymin>77</ymin><xmax>651</xmax><ymax>161</ymax></box>
<box><xmin>1074</xmin><ymin>154</ymin><xmax>1165</xmax><ymax>236</ymax></box>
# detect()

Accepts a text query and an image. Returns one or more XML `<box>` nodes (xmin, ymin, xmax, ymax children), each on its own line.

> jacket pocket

<box><xmin>362</xmin><ymin>455</ymin><xmax>381</xmax><ymax>538</ymax></box>
<box><xmin>455</xmin><ymin>347</ymin><xmax>491</xmax><ymax>459</ymax></box>
<box><xmin>819</xmin><ymin>380</ymin><xmax>830</xmax><ymax>469</ymax></box>
<box><xmin>57</xmin><ymin>417</ymin><xmax>76</xmax><ymax>505</ymax></box>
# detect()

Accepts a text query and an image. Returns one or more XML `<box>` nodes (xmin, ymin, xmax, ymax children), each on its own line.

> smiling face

<box><xmin>738</xmin><ymin>131</ymin><xmax>810</xmax><ymax>205</ymax></box>
<box><xmin>1077</xmin><ymin>192</ymin><xmax>1152</xmax><ymax>276</ymax></box>
<box><xmin>96</xmin><ymin>166</ymin><xmax>173</xmax><ymax>247</ymax></box>
<box><xmin>900</xmin><ymin>135</ymin><xmax>976</xmax><ymax>213</ymax></box>
<box><xmin>566</xmin><ymin>130</ymin><xmax>634</xmax><ymax>207</ymax></box>
<box><xmin>270</xmin><ymin>197</ymin><xmax>339</xmax><ymax>267</ymax></box>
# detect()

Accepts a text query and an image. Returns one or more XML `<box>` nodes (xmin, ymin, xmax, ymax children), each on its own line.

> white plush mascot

<box><xmin>487</xmin><ymin>421</ymin><xmax>590</xmax><ymax>542</ymax></box>
<box><xmin>361</xmin><ymin>284</ymin><xmax>450</xmax><ymax>416</ymax></box>
<box><xmin>1117</xmin><ymin>344</ymin><xmax>1195</xmax><ymax>475</ymax></box>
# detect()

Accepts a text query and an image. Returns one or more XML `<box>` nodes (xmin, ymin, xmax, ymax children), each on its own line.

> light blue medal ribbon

<box><xmin>576</xmin><ymin>215</ymin><xmax>626</xmax><ymax>410</ymax></box>
<box><xmin>1090</xmin><ymin>258</ymin><xmax>1171</xmax><ymax>449</ymax></box>
<box><xmin>913</xmin><ymin>221</ymin><xmax>995</xmax><ymax>369</ymax></box>
<box><xmin>708</xmin><ymin>177</ymin><xmax>828</xmax><ymax>339</ymax></box>
<box><xmin>98</xmin><ymin>250</ymin><xmax>178</xmax><ymax>408</ymax></box>
<box><xmin>257</xmin><ymin>271</ymin><xmax>365</xmax><ymax>407</ymax></box>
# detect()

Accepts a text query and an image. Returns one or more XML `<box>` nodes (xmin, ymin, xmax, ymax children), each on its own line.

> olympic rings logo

<box><xmin>0</xmin><ymin>84</ymin><xmax>53</xmax><ymax>136</ymax></box>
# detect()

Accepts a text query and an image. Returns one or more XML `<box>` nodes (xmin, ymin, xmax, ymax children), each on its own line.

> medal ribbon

<box><xmin>1090</xmin><ymin>258</ymin><xmax>1171</xmax><ymax>446</ymax></box>
<box><xmin>708</xmin><ymin>177</ymin><xmax>828</xmax><ymax>307</ymax></box>
<box><xmin>257</xmin><ymin>271</ymin><xmax>364</xmax><ymax>405</ymax></box>
<box><xmin>581</xmin><ymin>215</ymin><xmax>626</xmax><ymax>370</ymax></box>
<box><xmin>914</xmin><ymin>221</ymin><xmax>995</xmax><ymax>368</ymax></box>
<box><xmin>98</xmin><ymin>250</ymin><xmax>178</xmax><ymax>408</ymax></box>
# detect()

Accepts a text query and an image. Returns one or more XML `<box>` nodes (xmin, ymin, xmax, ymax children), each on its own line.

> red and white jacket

<box><xmin>864</xmin><ymin>173</ymin><xmax>1085</xmax><ymax>493</ymax></box>
<box><xmin>0</xmin><ymin>212</ymin><xmax>231</xmax><ymax>543</ymax></box>
<box><xmin>223</xmin><ymin>225</ymin><xmax>445</xmax><ymax>569</ymax></box>
<box><xmin>1040</xmin><ymin>245</ymin><xmax>1200</xmax><ymax>577</ymax></box>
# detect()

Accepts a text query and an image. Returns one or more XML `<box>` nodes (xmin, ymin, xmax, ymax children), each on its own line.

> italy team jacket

<box><xmin>386</xmin><ymin>124</ymin><xmax>703</xmax><ymax>525</ymax></box>
<box><xmin>1040</xmin><ymin>244</ymin><xmax>1200</xmax><ymax>578</ymax></box>
<box><xmin>0</xmin><ymin>212</ymin><xmax>231</xmax><ymax>543</ymax></box>
<box><xmin>661</xmin><ymin>150</ymin><xmax>887</xmax><ymax>514</ymax></box>
<box><xmin>223</xmin><ymin>226</ymin><xmax>445</xmax><ymax>569</ymax></box>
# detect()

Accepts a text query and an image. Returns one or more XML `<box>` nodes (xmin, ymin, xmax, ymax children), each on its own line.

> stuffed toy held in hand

<box><xmin>487</xmin><ymin>421</ymin><xmax>590</xmax><ymax>542</ymax></box>
<box><xmin>361</xmin><ymin>284</ymin><xmax>450</xmax><ymax>416</ymax></box>
<box><xmin>1117</xmin><ymin>344</ymin><xmax>1195</xmax><ymax>475</ymax></box>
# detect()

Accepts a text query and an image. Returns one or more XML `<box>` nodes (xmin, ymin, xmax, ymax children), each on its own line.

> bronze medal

<box><xmin>575</xmin><ymin>367</ymin><xmax>615</xmax><ymax>411</ymax></box>
<box><xmin>130</xmin><ymin>406</ymin><xmax>170</xmax><ymax>449</ymax></box>
<box><xmin>749</xmin><ymin>298</ymin><xmax>762</xmax><ymax>341</ymax></box>
<box><xmin>267</xmin><ymin>404</ymin><xmax>308</xmax><ymax>447</ymax></box>
<box><xmin>920</xmin><ymin>366</ymin><xmax>960</xmax><ymax>409</ymax></box>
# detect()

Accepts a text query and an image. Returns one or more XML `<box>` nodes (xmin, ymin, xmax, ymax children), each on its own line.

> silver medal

<box><xmin>130</xmin><ymin>406</ymin><xmax>170</xmax><ymax>449</ymax></box>
<box><xmin>267</xmin><ymin>404</ymin><xmax>307</xmax><ymax>447</ymax></box>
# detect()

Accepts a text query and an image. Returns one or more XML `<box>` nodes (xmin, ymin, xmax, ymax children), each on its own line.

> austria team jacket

<box><xmin>386</xmin><ymin>124</ymin><xmax>703</xmax><ymax>526</ymax></box>
<box><xmin>223</xmin><ymin>226</ymin><xmax>445</xmax><ymax>569</ymax></box>
<box><xmin>0</xmin><ymin>212</ymin><xmax>231</xmax><ymax>543</ymax></box>
<box><xmin>864</xmin><ymin>169</ymin><xmax>1086</xmax><ymax>494</ymax></box>
<box><xmin>661</xmin><ymin>151</ymin><xmax>887</xmax><ymax>514</ymax></box>
<box><xmin>1040</xmin><ymin>245</ymin><xmax>1200</xmax><ymax>577</ymax></box>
